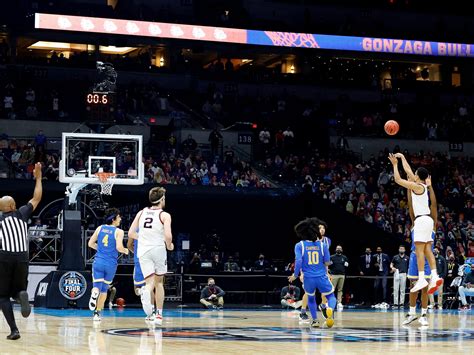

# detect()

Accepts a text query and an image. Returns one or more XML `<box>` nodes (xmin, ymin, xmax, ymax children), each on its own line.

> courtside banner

<box><xmin>35</xmin><ymin>13</ymin><xmax>474</xmax><ymax>57</ymax></box>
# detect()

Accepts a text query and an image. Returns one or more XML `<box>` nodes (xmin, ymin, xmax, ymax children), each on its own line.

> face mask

<box><xmin>336</xmin><ymin>250</ymin><xmax>342</xmax><ymax>254</ymax></box>
<box><xmin>366</xmin><ymin>252</ymin><xmax>370</xmax><ymax>255</ymax></box>
<box><xmin>259</xmin><ymin>257</ymin><xmax>264</xmax><ymax>260</ymax></box>
<box><xmin>399</xmin><ymin>250</ymin><xmax>405</xmax><ymax>255</ymax></box>
<box><xmin>208</xmin><ymin>284</ymin><xmax>215</xmax><ymax>288</ymax></box>
<box><xmin>434</xmin><ymin>252</ymin><xmax>439</xmax><ymax>256</ymax></box>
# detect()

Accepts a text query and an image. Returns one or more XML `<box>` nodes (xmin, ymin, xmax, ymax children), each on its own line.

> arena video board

<box><xmin>35</xmin><ymin>13</ymin><xmax>474</xmax><ymax>58</ymax></box>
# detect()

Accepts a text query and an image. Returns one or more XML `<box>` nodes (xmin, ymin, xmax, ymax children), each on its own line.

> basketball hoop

<box><xmin>94</xmin><ymin>172</ymin><xmax>116</xmax><ymax>195</ymax></box>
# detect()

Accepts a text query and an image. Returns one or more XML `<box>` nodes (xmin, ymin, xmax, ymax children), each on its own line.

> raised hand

<box><xmin>388</xmin><ymin>153</ymin><xmax>398</xmax><ymax>165</ymax></box>
<box><xmin>33</xmin><ymin>162</ymin><xmax>42</xmax><ymax>180</ymax></box>
<box><xmin>425</xmin><ymin>175</ymin><xmax>432</xmax><ymax>187</ymax></box>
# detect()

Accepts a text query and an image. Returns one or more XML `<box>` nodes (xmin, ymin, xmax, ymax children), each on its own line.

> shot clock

<box><xmin>85</xmin><ymin>91</ymin><xmax>116</xmax><ymax>124</ymax></box>
<box><xmin>86</xmin><ymin>93</ymin><xmax>110</xmax><ymax>105</ymax></box>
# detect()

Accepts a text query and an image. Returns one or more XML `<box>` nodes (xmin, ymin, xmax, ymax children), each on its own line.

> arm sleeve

<box><xmin>216</xmin><ymin>287</ymin><xmax>225</xmax><ymax>297</ymax></box>
<box><xmin>18</xmin><ymin>203</ymin><xmax>34</xmax><ymax>222</ymax></box>
<box><xmin>200</xmin><ymin>287</ymin><xmax>209</xmax><ymax>299</ymax></box>
<box><xmin>323</xmin><ymin>243</ymin><xmax>330</xmax><ymax>264</ymax></box>
<box><xmin>293</xmin><ymin>243</ymin><xmax>303</xmax><ymax>277</ymax></box>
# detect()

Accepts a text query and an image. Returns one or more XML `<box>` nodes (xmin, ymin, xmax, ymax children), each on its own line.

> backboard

<box><xmin>59</xmin><ymin>133</ymin><xmax>144</xmax><ymax>185</ymax></box>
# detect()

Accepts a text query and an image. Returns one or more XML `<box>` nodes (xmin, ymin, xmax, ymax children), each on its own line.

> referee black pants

<box><xmin>0</xmin><ymin>259</ymin><xmax>28</xmax><ymax>333</ymax></box>
<box><xmin>0</xmin><ymin>260</ymin><xmax>28</xmax><ymax>298</ymax></box>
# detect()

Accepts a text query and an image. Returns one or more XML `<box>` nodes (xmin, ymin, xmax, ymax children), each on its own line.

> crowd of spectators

<box><xmin>0</xmin><ymin>131</ymin><xmax>272</xmax><ymax>188</ymax></box>
<box><xmin>262</xmin><ymin>141</ymin><xmax>474</xmax><ymax>264</ymax></box>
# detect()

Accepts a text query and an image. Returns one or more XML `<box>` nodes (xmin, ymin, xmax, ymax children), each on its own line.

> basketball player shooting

<box><xmin>388</xmin><ymin>153</ymin><xmax>442</xmax><ymax>294</ymax></box>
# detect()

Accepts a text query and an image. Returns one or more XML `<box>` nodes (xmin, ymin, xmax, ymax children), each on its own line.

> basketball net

<box><xmin>94</xmin><ymin>172</ymin><xmax>116</xmax><ymax>195</ymax></box>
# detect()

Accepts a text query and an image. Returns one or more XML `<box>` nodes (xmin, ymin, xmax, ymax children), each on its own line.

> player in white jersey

<box><xmin>129</xmin><ymin>187</ymin><xmax>174</xmax><ymax>325</ymax></box>
<box><xmin>388</xmin><ymin>153</ymin><xmax>442</xmax><ymax>295</ymax></box>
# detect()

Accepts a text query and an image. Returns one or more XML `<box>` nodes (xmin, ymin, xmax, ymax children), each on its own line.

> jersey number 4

<box><xmin>102</xmin><ymin>234</ymin><xmax>109</xmax><ymax>247</ymax></box>
<box><xmin>307</xmin><ymin>251</ymin><xmax>319</xmax><ymax>265</ymax></box>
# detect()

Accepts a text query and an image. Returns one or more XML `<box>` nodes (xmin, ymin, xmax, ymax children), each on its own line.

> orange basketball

<box><xmin>116</xmin><ymin>298</ymin><xmax>125</xmax><ymax>307</ymax></box>
<box><xmin>384</xmin><ymin>120</ymin><xmax>399</xmax><ymax>136</ymax></box>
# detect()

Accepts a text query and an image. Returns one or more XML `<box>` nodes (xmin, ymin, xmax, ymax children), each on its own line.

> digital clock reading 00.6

<box><xmin>86</xmin><ymin>93</ymin><xmax>109</xmax><ymax>104</ymax></box>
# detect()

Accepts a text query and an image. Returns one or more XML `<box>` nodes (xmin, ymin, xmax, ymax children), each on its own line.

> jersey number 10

<box><xmin>307</xmin><ymin>251</ymin><xmax>319</xmax><ymax>265</ymax></box>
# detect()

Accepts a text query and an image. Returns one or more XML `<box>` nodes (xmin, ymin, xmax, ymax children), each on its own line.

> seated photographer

<box><xmin>280</xmin><ymin>284</ymin><xmax>302</xmax><ymax>309</ymax></box>
<box><xmin>200</xmin><ymin>278</ymin><xmax>225</xmax><ymax>310</ymax></box>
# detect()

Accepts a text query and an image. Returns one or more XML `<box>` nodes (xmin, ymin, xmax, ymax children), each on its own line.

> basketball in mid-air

<box><xmin>384</xmin><ymin>120</ymin><xmax>399</xmax><ymax>136</ymax></box>
<box><xmin>116</xmin><ymin>298</ymin><xmax>125</xmax><ymax>307</ymax></box>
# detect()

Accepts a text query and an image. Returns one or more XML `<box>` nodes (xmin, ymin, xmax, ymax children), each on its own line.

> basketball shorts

<box><xmin>407</xmin><ymin>252</ymin><xmax>431</xmax><ymax>280</ymax></box>
<box><xmin>0</xmin><ymin>260</ymin><xmax>28</xmax><ymax>298</ymax></box>
<box><xmin>138</xmin><ymin>246</ymin><xmax>167</xmax><ymax>278</ymax></box>
<box><xmin>93</xmin><ymin>261</ymin><xmax>117</xmax><ymax>293</ymax></box>
<box><xmin>412</xmin><ymin>215</ymin><xmax>434</xmax><ymax>243</ymax></box>
<box><xmin>133</xmin><ymin>260</ymin><xmax>146</xmax><ymax>287</ymax></box>
<box><xmin>303</xmin><ymin>274</ymin><xmax>334</xmax><ymax>297</ymax></box>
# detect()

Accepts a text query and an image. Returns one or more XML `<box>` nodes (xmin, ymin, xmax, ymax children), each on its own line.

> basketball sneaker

<box><xmin>310</xmin><ymin>319</ymin><xmax>321</xmax><ymax>329</ymax></box>
<box><xmin>6</xmin><ymin>330</ymin><xmax>20</xmax><ymax>340</ymax></box>
<box><xmin>318</xmin><ymin>304</ymin><xmax>328</xmax><ymax>319</ymax></box>
<box><xmin>337</xmin><ymin>303</ymin><xmax>344</xmax><ymax>311</ymax></box>
<box><xmin>427</xmin><ymin>276</ymin><xmax>443</xmax><ymax>295</ymax></box>
<box><xmin>418</xmin><ymin>314</ymin><xmax>428</xmax><ymax>326</ymax></box>
<box><xmin>324</xmin><ymin>307</ymin><xmax>334</xmax><ymax>328</ymax></box>
<box><xmin>89</xmin><ymin>288</ymin><xmax>99</xmax><ymax>311</ymax></box>
<box><xmin>18</xmin><ymin>291</ymin><xmax>31</xmax><ymax>318</ymax></box>
<box><xmin>299</xmin><ymin>312</ymin><xmax>310</xmax><ymax>323</ymax></box>
<box><xmin>410</xmin><ymin>278</ymin><xmax>428</xmax><ymax>293</ymax></box>
<box><xmin>146</xmin><ymin>310</ymin><xmax>156</xmax><ymax>321</ymax></box>
<box><xmin>140</xmin><ymin>288</ymin><xmax>153</xmax><ymax>317</ymax></box>
<box><xmin>154</xmin><ymin>313</ymin><xmax>163</xmax><ymax>326</ymax></box>
<box><xmin>93</xmin><ymin>311</ymin><xmax>101</xmax><ymax>322</ymax></box>
<box><xmin>402</xmin><ymin>314</ymin><xmax>418</xmax><ymax>325</ymax></box>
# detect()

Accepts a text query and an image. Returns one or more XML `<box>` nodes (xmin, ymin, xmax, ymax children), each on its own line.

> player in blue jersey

<box><xmin>289</xmin><ymin>217</ymin><xmax>336</xmax><ymax>328</ymax></box>
<box><xmin>299</xmin><ymin>219</ymin><xmax>332</xmax><ymax>322</ymax></box>
<box><xmin>127</xmin><ymin>237</ymin><xmax>156</xmax><ymax>321</ymax></box>
<box><xmin>403</xmin><ymin>175</ymin><xmax>438</xmax><ymax>326</ymax></box>
<box><xmin>88</xmin><ymin>208</ymin><xmax>129</xmax><ymax>321</ymax></box>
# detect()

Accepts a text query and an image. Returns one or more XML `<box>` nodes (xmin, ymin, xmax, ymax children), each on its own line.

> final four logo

<box><xmin>59</xmin><ymin>271</ymin><xmax>87</xmax><ymax>300</ymax></box>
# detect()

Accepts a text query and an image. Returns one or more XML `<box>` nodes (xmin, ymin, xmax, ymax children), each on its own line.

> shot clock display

<box><xmin>85</xmin><ymin>92</ymin><xmax>115</xmax><ymax>123</ymax></box>
<box><xmin>86</xmin><ymin>93</ymin><xmax>109</xmax><ymax>105</ymax></box>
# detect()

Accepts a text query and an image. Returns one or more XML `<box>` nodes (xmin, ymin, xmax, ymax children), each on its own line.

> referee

<box><xmin>0</xmin><ymin>162</ymin><xmax>42</xmax><ymax>340</ymax></box>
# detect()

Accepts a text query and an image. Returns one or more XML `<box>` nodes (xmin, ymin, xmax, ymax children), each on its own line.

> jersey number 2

<box><xmin>307</xmin><ymin>251</ymin><xmax>319</xmax><ymax>265</ymax></box>
<box><xmin>144</xmin><ymin>217</ymin><xmax>153</xmax><ymax>228</ymax></box>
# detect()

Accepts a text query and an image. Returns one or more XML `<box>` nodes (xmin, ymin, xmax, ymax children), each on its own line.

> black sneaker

<box><xmin>7</xmin><ymin>330</ymin><xmax>20</xmax><ymax>340</ymax></box>
<box><xmin>319</xmin><ymin>304</ymin><xmax>328</xmax><ymax>319</ymax></box>
<box><xmin>299</xmin><ymin>312</ymin><xmax>309</xmax><ymax>322</ymax></box>
<box><xmin>18</xmin><ymin>291</ymin><xmax>31</xmax><ymax>318</ymax></box>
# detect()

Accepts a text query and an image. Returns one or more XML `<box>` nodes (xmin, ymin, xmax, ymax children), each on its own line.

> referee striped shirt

<box><xmin>0</xmin><ymin>203</ymin><xmax>33</xmax><ymax>255</ymax></box>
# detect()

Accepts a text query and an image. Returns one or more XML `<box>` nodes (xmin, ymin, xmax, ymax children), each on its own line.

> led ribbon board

<box><xmin>35</xmin><ymin>13</ymin><xmax>474</xmax><ymax>57</ymax></box>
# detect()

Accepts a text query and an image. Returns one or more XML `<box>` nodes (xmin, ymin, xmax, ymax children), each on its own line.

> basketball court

<box><xmin>2</xmin><ymin>307</ymin><xmax>473</xmax><ymax>354</ymax></box>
